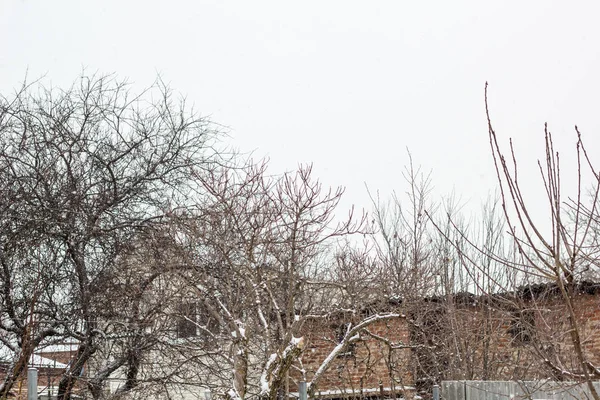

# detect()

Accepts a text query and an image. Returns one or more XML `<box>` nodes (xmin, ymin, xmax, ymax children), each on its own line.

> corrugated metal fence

<box><xmin>442</xmin><ymin>381</ymin><xmax>600</xmax><ymax>400</ymax></box>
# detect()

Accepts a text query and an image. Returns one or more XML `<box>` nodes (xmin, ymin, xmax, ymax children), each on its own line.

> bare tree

<box><xmin>482</xmin><ymin>82</ymin><xmax>600</xmax><ymax>398</ymax></box>
<box><xmin>0</xmin><ymin>73</ymin><xmax>220</xmax><ymax>399</ymax></box>
<box><xmin>159</xmin><ymin>160</ymin><xmax>415</xmax><ymax>400</ymax></box>
<box><xmin>370</xmin><ymin>156</ymin><xmax>523</xmax><ymax>393</ymax></box>
<box><xmin>368</xmin><ymin>152</ymin><xmax>438</xmax><ymax>303</ymax></box>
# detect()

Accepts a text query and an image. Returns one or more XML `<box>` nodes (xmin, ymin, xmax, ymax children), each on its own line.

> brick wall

<box><xmin>411</xmin><ymin>290</ymin><xmax>600</xmax><ymax>386</ymax></box>
<box><xmin>294</xmin><ymin>316</ymin><xmax>413</xmax><ymax>399</ymax></box>
<box><xmin>288</xmin><ymin>290</ymin><xmax>600</xmax><ymax>399</ymax></box>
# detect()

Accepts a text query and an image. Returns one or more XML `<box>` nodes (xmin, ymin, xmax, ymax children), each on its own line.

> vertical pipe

<box><xmin>299</xmin><ymin>381</ymin><xmax>307</xmax><ymax>400</ymax></box>
<box><xmin>27</xmin><ymin>368</ymin><xmax>38</xmax><ymax>400</ymax></box>
<box><xmin>433</xmin><ymin>384</ymin><xmax>440</xmax><ymax>400</ymax></box>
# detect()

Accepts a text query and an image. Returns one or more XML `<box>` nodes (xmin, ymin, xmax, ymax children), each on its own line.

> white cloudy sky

<box><xmin>2</xmin><ymin>1</ymin><xmax>600</xmax><ymax>220</ymax></box>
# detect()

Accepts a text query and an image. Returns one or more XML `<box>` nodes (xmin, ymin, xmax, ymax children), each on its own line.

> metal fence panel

<box><xmin>441</xmin><ymin>381</ymin><xmax>600</xmax><ymax>400</ymax></box>
<box><xmin>442</xmin><ymin>381</ymin><xmax>466</xmax><ymax>400</ymax></box>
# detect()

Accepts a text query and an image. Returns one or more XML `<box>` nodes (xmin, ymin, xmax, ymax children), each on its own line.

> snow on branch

<box><xmin>259</xmin><ymin>336</ymin><xmax>305</xmax><ymax>399</ymax></box>
<box><xmin>308</xmin><ymin>313</ymin><xmax>403</xmax><ymax>395</ymax></box>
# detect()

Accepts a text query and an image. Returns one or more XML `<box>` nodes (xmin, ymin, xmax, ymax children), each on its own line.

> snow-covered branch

<box><xmin>307</xmin><ymin>313</ymin><xmax>403</xmax><ymax>396</ymax></box>
<box><xmin>259</xmin><ymin>337</ymin><xmax>305</xmax><ymax>400</ymax></box>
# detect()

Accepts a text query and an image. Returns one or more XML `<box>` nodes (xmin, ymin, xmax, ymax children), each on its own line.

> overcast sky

<box><xmin>2</xmin><ymin>1</ymin><xmax>600</xmax><ymax>221</ymax></box>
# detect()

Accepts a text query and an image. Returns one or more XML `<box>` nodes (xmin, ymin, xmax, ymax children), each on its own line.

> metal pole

<box><xmin>27</xmin><ymin>367</ymin><xmax>38</xmax><ymax>400</ymax></box>
<box><xmin>299</xmin><ymin>381</ymin><xmax>307</xmax><ymax>400</ymax></box>
<box><xmin>432</xmin><ymin>384</ymin><xmax>440</xmax><ymax>400</ymax></box>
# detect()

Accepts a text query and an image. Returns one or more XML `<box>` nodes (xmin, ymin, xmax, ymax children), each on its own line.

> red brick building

<box><xmin>294</xmin><ymin>313</ymin><xmax>414</xmax><ymax>399</ymax></box>
<box><xmin>294</xmin><ymin>283</ymin><xmax>600</xmax><ymax>399</ymax></box>
<box><xmin>0</xmin><ymin>342</ymin><xmax>80</xmax><ymax>399</ymax></box>
<box><xmin>409</xmin><ymin>283</ymin><xmax>600</xmax><ymax>391</ymax></box>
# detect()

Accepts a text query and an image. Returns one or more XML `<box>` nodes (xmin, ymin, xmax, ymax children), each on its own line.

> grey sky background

<box><xmin>2</xmin><ymin>1</ymin><xmax>600</xmax><ymax>223</ymax></box>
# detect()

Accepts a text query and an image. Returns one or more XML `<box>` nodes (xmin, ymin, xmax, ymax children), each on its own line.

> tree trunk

<box><xmin>57</xmin><ymin>341</ymin><xmax>96</xmax><ymax>400</ymax></box>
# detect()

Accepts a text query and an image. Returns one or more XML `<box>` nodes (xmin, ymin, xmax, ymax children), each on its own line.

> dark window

<box><xmin>177</xmin><ymin>302</ymin><xmax>198</xmax><ymax>338</ymax></box>
<box><xmin>198</xmin><ymin>307</ymin><xmax>220</xmax><ymax>339</ymax></box>
<box><xmin>508</xmin><ymin>309</ymin><xmax>535</xmax><ymax>344</ymax></box>
<box><xmin>176</xmin><ymin>301</ymin><xmax>222</xmax><ymax>341</ymax></box>
<box><xmin>336</xmin><ymin>322</ymin><xmax>356</xmax><ymax>357</ymax></box>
